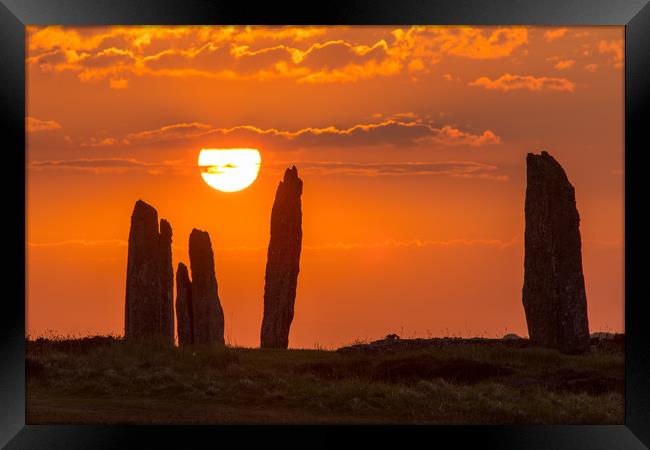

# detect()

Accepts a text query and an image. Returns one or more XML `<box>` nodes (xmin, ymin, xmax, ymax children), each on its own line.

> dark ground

<box><xmin>25</xmin><ymin>335</ymin><xmax>624</xmax><ymax>424</ymax></box>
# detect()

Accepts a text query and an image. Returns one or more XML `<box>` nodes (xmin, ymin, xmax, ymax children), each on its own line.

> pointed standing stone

<box><xmin>189</xmin><ymin>229</ymin><xmax>225</xmax><ymax>346</ymax></box>
<box><xmin>523</xmin><ymin>151</ymin><xmax>590</xmax><ymax>354</ymax></box>
<box><xmin>124</xmin><ymin>200</ymin><xmax>174</xmax><ymax>345</ymax></box>
<box><xmin>261</xmin><ymin>166</ymin><xmax>303</xmax><ymax>348</ymax></box>
<box><xmin>175</xmin><ymin>262</ymin><xmax>194</xmax><ymax>346</ymax></box>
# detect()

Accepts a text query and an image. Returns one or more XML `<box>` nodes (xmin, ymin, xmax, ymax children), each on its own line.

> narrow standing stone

<box><xmin>159</xmin><ymin>219</ymin><xmax>174</xmax><ymax>345</ymax></box>
<box><xmin>189</xmin><ymin>229</ymin><xmax>225</xmax><ymax>346</ymax></box>
<box><xmin>261</xmin><ymin>166</ymin><xmax>303</xmax><ymax>348</ymax></box>
<box><xmin>175</xmin><ymin>262</ymin><xmax>193</xmax><ymax>346</ymax></box>
<box><xmin>124</xmin><ymin>200</ymin><xmax>174</xmax><ymax>345</ymax></box>
<box><xmin>522</xmin><ymin>151</ymin><xmax>590</xmax><ymax>354</ymax></box>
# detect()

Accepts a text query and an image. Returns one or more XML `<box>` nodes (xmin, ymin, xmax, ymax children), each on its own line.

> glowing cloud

<box><xmin>26</xmin><ymin>117</ymin><xmax>62</xmax><ymax>132</ymax></box>
<box><xmin>544</xmin><ymin>28</ymin><xmax>568</xmax><ymax>42</ymax></box>
<box><xmin>469</xmin><ymin>73</ymin><xmax>576</xmax><ymax>92</ymax></box>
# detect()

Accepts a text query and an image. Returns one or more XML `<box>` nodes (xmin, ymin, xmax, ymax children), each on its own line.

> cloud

<box><xmin>304</xmin><ymin>236</ymin><xmax>519</xmax><ymax>251</ymax></box>
<box><xmin>543</xmin><ymin>28</ymin><xmax>568</xmax><ymax>42</ymax></box>
<box><xmin>598</xmin><ymin>39</ymin><xmax>623</xmax><ymax>68</ymax></box>
<box><xmin>26</xmin><ymin>27</ymin><xmax>356</xmax><ymax>85</ymax></box>
<box><xmin>27</xmin><ymin>26</ymin><xmax>529</xmax><ymax>86</ymax></box>
<box><xmin>392</xmin><ymin>27</ymin><xmax>528</xmax><ymax>62</ymax></box>
<box><xmin>91</xmin><ymin>118</ymin><xmax>501</xmax><ymax>150</ymax></box>
<box><xmin>389</xmin><ymin>112</ymin><xmax>418</xmax><ymax>119</ymax></box>
<box><xmin>123</xmin><ymin>122</ymin><xmax>213</xmax><ymax>143</ymax></box>
<box><xmin>418</xmin><ymin>127</ymin><xmax>500</xmax><ymax>147</ymax></box>
<box><xmin>133</xmin><ymin>38</ymin><xmax>401</xmax><ymax>85</ymax></box>
<box><xmin>469</xmin><ymin>73</ymin><xmax>576</xmax><ymax>92</ymax></box>
<box><xmin>443</xmin><ymin>73</ymin><xmax>462</xmax><ymax>82</ymax></box>
<box><xmin>554</xmin><ymin>59</ymin><xmax>575</xmax><ymax>70</ymax></box>
<box><xmin>27</xmin><ymin>239</ymin><xmax>128</xmax><ymax>248</ymax></box>
<box><xmin>82</xmin><ymin>137</ymin><xmax>122</xmax><ymax>147</ymax></box>
<box><xmin>29</xmin><ymin>157</ymin><xmax>187</xmax><ymax>175</ymax></box>
<box><xmin>26</xmin><ymin>26</ymin><xmax>329</xmax><ymax>53</ymax></box>
<box><xmin>284</xmin><ymin>160</ymin><xmax>508</xmax><ymax>181</ymax></box>
<box><xmin>26</xmin><ymin>117</ymin><xmax>62</xmax><ymax>132</ymax></box>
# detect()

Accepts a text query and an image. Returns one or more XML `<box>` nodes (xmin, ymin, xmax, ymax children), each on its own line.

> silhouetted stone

<box><xmin>523</xmin><ymin>151</ymin><xmax>589</xmax><ymax>354</ymax></box>
<box><xmin>261</xmin><ymin>166</ymin><xmax>303</xmax><ymax>348</ymax></box>
<box><xmin>189</xmin><ymin>229</ymin><xmax>225</xmax><ymax>346</ymax></box>
<box><xmin>175</xmin><ymin>262</ymin><xmax>193</xmax><ymax>346</ymax></box>
<box><xmin>124</xmin><ymin>200</ymin><xmax>174</xmax><ymax>345</ymax></box>
<box><xmin>159</xmin><ymin>219</ymin><xmax>174</xmax><ymax>344</ymax></box>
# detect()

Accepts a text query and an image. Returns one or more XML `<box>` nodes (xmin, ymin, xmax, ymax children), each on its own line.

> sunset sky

<box><xmin>26</xmin><ymin>25</ymin><xmax>624</xmax><ymax>348</ymax></box>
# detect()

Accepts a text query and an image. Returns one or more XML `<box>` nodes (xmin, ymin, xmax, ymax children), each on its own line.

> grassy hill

<box><xmin>26</xmin><ymin>336</ymin><xmax>623</xmax><ymax>424</ymax></box>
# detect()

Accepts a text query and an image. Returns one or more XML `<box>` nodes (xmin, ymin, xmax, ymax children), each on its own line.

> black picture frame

<box><xmin>2</xmin><ymin>0</ymin><xmax>648</xmax><ymax>447</ymax></box>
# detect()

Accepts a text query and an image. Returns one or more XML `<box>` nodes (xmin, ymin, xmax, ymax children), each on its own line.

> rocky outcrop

<box><xmin>189</xmin><ymin>229</ymin><xmax>225</xmax><ymax>346</ymax></box>
<box><xmin>261</xmin><ymin>166</ymin><xmax>303</xmax><ymax>348</ymax></box>
<box><xmin>124</xmin><ymin>200</ymin><xmax>174</xmax><ymax>345</ymax></box>
<box><xmin>522</xmin><ymin>151</ymin><xmax>590</xmax><ymax>354</ymax></box>
<box><xmin>337</xmin><ymin>337</ymin><xmax>531</xmax><ymax>355</ymax></box>
<box><xmin>175</xmin><ymin>262</ymin><xmax>193</xmax><ymax>346</ymax></box>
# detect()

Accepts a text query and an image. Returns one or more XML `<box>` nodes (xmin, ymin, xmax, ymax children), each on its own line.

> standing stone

<box><xmin>261</xmin><ymin>166</ymin><xmax>303</xmax><ymax>348</ymax></box>
<box><xmin>189</xmin><ymin>229</ymin><xmax>225</xmax><ymax>346</ymax></box>
<box><xmin>159</xmin><ymin>219</ymin><xmax>174</xmax><ymax>344</ymax></box>
<box><xmin>175</xmin><ymin>262</ymin><xmax>193</xmax><ymax>346</ymax></box>
<box><xmin>124</xmin><ymin>200</ymin><xmax>174</xmax><ymax>345</ymax></box>
<box><xmin>522</xmin><ymin>151</ymin><xmax>590</xmax><ymax>354</ymax></box>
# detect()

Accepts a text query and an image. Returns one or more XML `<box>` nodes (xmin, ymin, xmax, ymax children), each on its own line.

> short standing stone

<box><xmin>124</xmin><ymin>200</ymin><xmax>174</xmax><ymax>345</ymax></box>
<box><xmin>522</xmin><ymin>151</ymin><xmax>590</xmax><ymax>354</ymax></box>
<box><xmin>189</xmin><ymin>229</ymin><xmax>225</xmax><ymax>346</ymax></box>
<box><xmin>261</xmin><ymin>166</ymin><xmax>303</xmax><ymax>348</ymax></box>
<box><xmin>175</xmin><ymin>262</ymin><xmax>194</xmax><ymax>346</ymax></box>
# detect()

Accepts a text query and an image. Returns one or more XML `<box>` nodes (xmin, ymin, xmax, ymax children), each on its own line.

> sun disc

<box><xmin>198</xmin><ymin>148</ymin><xmax>261</xmax><ymax>192</ymax></box>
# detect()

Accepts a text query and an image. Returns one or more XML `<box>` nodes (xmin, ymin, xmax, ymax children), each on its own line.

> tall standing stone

<box><xmin>261</xmin><ymin>166</ymin><xmax>303</xmax><ymax>348</ymax></box>
<box><xmin>159</xmin><ymin>219</ymin><xmax>174</xmax><ymax>344</ymax></box>
<box><xmin>124</xmin><ymin>200</ymin><xmax>174</xmax><ymax>345</ymax></box>
<box><xmin>523</xmin><ymin>151</ymin><xmax>590</xmax><ymax>354</ymax></box>
<box><xmin>189</xmin><ymin>229</ymin><xmax>225</xmax><ymax>346</ymax></box>
<box><xmin>175</xmin><ymin>262</ymin><xmax>193</xmax><ymax>346</ymax></box>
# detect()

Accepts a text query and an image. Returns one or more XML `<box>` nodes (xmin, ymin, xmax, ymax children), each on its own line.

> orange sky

<box><xmin>26</xmin><ymin>26</ymin><xmax>624</xmax><ymax>348</ymax></box>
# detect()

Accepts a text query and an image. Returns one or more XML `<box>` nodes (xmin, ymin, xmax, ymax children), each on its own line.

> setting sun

<box><xmin>198</xmin><ymin>148</ymin><xmax>261</xmax><ymax>192</ymax></box>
